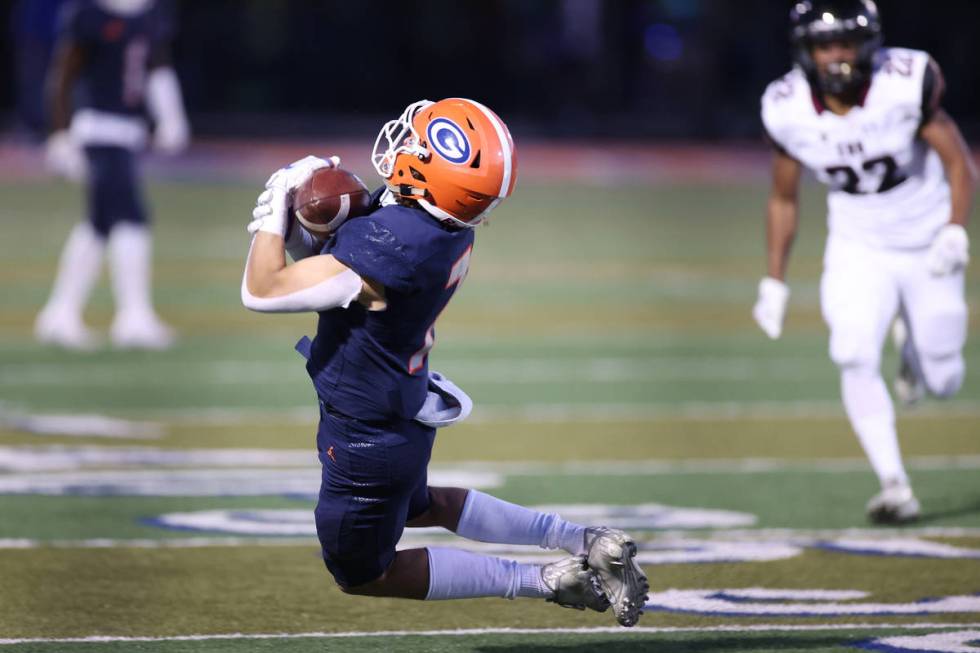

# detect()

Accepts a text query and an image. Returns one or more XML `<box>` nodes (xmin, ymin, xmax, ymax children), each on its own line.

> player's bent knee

<box><xmin>915</xmin><ymin>310</ymin><xmax>967</xmax><ymax>398</ymax></box>
<box><xmin>408</xmin><ymin>487</ymin><xmax>467</xmax><ymax>530</ymax></box>
<box><xmin>429</xmin><ymin>487</ymin><xmax>468</xmax><ymax>529</ymax></box>
<box><xmin>921</xmin><ymin>354</ymin><xmax>964</xmax><ymax>398</ymax></box>
<box><xmin>917</xmin><ymin>309</ymin><xmax>968</xmax><ymax>359</ymax></box>
<box><xmin>338</xmin><ymin>580</ymin><xmax>369</xmax><ymax>595</ymax></box>
<box><xmin>828</xmin><ymin>328</ymin><xmax>879</xmax><ymax>370</ymax></box>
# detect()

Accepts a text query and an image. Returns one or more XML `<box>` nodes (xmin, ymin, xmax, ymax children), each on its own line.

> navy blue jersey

<box><xmin>305</xmin><ymin>199</ymin><xmax>475</xmax><ymax>421</ymax></box>
<box><xmin>60</xmin><ymin>0</ymin><xmax>172</xmax><ymax>116</ymax></box>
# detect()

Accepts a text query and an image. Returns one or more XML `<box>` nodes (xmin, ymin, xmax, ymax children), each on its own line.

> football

<box><xmin>291</xmin><ymin>167</ymin><xmax>372</xmax><ymax>235</ymax></box>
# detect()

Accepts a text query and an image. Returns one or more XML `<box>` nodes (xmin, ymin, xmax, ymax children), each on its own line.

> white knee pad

<box><xmin>921</xmin><ymin>354</ymin><xmax>964</xmax><ymax>398</ymax></box>
<box><xmin>829</xmin><ymin>325</ymin><xmax>881</xmax><ymax>370</ymax></box>
<box><xmin>912</xmin><ymin>304</ymin><xmax>967</xmax><ymax>398</ymax></box>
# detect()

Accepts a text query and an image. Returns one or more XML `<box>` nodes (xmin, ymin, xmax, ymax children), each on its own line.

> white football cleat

<box><xmin>585</xmin><ymin>527</ymin><xmax>649</xmax><ymax>627</ymax></box>
<box><xmin>110</xmin><ymin>314</ymin><xmax>176</xmax><ymax>350</ymax></box>
<box><xmin>35</xmin><ymin>310</ymin><xmax>101</xmax><ymax>351</ymax></box>
<box><xmin>541</xmin><ymin>555</ymin><xmax>610</xmax><ymax>613</ymax></box>
<box><xmin>891</xmin><ymin>318</ymin><xmax>925</xmax><ymax>405</ymax></box>
<box><xmin>866</xmin><ymin>479</ymin><xmax>921</xmax><ymax>524</ymax></box>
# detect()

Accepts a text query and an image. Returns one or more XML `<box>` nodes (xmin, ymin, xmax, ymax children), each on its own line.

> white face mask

<box><xmin>95</xmin><ymin>0</ymin><xmax>155</xmax><ymax>16</ymax></box>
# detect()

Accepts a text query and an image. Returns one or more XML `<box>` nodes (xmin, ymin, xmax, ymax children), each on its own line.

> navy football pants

<box><xmin>84</xmin><ymin>145</ymin><xmax>148</xmax><ymax>238</ymax></box>
<box><xmin>314</xmin><ymin>403</ymin><xmax>435</xmax><ymax>587</ymax></box>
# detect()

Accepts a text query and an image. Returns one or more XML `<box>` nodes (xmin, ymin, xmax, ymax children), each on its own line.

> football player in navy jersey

<box><xmin>37</xmin><ymin>0</ymin><xmax>189</xmax><ymax>350</ymax></box>
<box><xmin>241</xmin><ymin>99</ymin><xmax>649</xmax><ymax>627</ymax></box>
<box><xmin>754</xmin><ymin>1</ymin><xmax>976</xmax><ymax>522</ymax></box>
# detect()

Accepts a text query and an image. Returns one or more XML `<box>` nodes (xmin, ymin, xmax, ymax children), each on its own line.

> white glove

<box><xmin>926</xmin><ymin>224</ymin><xmax>969</xmax><ymax>276</ymax></box>
<box><xmin>247</xmin><ymin>155</ymin><xmax>340</xmax><ymax>237</ymax></box>
<box><xmin>752</xmin><ymin>277</ymin><xmax>790</xmax><ymax>340</ymax></box>
<box><xmin>45</xmin><ymin>130</ymin><xmax>87</xmax><ymax>182</ymax></box>
<box><xmin>154</xmin><ymin>117</ymin><xmax>190</xmax><ymax>154</ymax></box>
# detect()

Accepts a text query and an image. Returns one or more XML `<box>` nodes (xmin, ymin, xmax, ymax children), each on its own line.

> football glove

<box><xmin>926</xmin><ymin>223</ymin><xmax>969</xmax><ymax>276</ymax></box>
<box><xmin>752</xmin><ymin>277</ymin><xmax>790</xmax><ymax>340</ymax></box>
<box><xmin>247</xmin><ymin>155</ymin><xmax>340</xmax><ymax>237</ymax></box>
<box><xmin>153</xmin><ymin>118</ymin><xmax>190</xmax><ymax>155</ymax></box>
<box><xmin>45</xmin><ymin>130</ymin><xmax>87</xmax><ymax>182</ymax></box>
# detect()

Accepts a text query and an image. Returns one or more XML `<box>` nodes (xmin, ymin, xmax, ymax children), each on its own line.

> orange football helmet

<box><xmin>372</xmin><ymin>98</ymin><xmax>517</xmax><ymax>228</ymax></box>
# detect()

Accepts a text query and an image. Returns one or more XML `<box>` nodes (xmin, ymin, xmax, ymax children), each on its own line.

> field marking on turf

<box><xmin>144</xmin><ymin>400</ymin><xmax>980</xmax><ymax>423</ymax></box>
<box><xmin>6</xmin><ymin>402</ymin><xmax>980</xmax><ymax>428</ymax></box>
<box><xmin>0</xmin><ymin>413</ymin><xmax>163</xmax><ymax>439</ymax></box>
<box><xmin>4</xmin><ymin>354</ymin><xmax>980</xmax><ymax>388</ymax></box>
<box><xmin>0</xmin><ymin>468</ymin><xmax>502</xmax><ymax>496</ymax></box>
<box><xmin>3</xmin><ymin>527</ymin><xmax>980</xmax><ymax>550</ymax></box>
<box><xmin>647</xmin><ymin>589</ymin><xmax>980</xmax><ymax>616</ymax></box>
<box><xmin>2</xmin><ymin>446</ymin><xmax>979</xmax><ymax>476</ymax></box>
<box><xmin>2</xmin><ymin>623</ymin><xmax>979</xmax><ymax>646</ymax></box>
<box><xmin>145</xmin><ymin>504</ymin><xmax>757</xmax><ymax>537</ymax></box>
<box><xmin>3</xmin><ymin>446</ymin><xmax>980</xmax><ymax>476</ymax></box>
<box><xmin>0</xmin><ymin>356</ymin><xmax>837</xmax><ymax>387</ymax></box>
<box><xmin>861</xmin><ymin>630</ymin><xmax>980</xmax><ymax>652</ymax></box>
<box><xmin>443</xmin><ymin>455</ymin><xmax>980</xmax><ymax>475</ymax></box>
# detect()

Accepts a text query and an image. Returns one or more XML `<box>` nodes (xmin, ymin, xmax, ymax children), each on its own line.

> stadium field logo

<box><xmin>645</xmin><ymin>588</ymin><xmax>980</xmax><ymax>617</ymax></box>
<box><xmin>147</xmin><ymin>503</ymin><xmax>757</xmax><ymax>538</ymax></box>
<box><xmin>815</xmin><ymin>538</ymin><xmax>980</xmax><ymax>560</ymax></box>
<box><xmin>0</xmin><ymin>468</ymin><xmax>502</xmax><ymax>496</ymax></box>
<box><xmin>854</xmin><ymin>630</ymin><xmax>980</xmax><ymax>652</ymax></box>
<box><xmin>427</xmin><ymin>118</ymin><xmax>471</xmax><ymax>164</ymax></box>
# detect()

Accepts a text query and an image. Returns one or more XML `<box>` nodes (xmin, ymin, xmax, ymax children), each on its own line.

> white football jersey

<box><xmin>761</xmin><ymin>48</ymin><xmax>950</xmax><ymax>249</ymax></box>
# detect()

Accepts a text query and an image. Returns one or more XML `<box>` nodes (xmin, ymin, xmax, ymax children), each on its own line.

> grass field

<box><xmin>1</xmin><ymin>152</ymin><xmax>979</xmax><ymax>652</ymax></box>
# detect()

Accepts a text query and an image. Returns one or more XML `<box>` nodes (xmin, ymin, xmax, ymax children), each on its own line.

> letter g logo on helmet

<box><xmin>427</xmin><ymin>118</ymin><xmax>471</xmax><ymax>164</ymax></box>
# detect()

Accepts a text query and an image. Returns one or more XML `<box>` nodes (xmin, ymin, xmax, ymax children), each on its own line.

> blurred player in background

<box><xmin>37</xmin><ymin>0</ymin><xmax>189</xmax><ymax>350</ymax></box>
<box><xmin>753</xmin><ymin>0</ymin><xmax>976</xmax><ymax>522</ymax></box>
<box><xmin>241</xmin><ymin>98</ymin><xmax>648</xmax><ymax>626</ymax></box>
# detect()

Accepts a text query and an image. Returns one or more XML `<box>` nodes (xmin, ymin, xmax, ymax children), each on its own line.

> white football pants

<box><xmin>820</xmin><ymin>235</ymin><xmax>967</xmax><ymax>484</ymax></box>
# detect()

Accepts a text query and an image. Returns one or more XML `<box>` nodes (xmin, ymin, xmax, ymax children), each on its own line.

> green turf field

<box><xmin>1</xmin><ymin>170</ymin><xmax>979</xmax><ymax>652</ymax></box>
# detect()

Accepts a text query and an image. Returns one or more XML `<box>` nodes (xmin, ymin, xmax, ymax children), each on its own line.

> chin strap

<box><xmin>416</xmin><ymin>197</ymin><xmax>480</xmax><ymax>229</ymax></box>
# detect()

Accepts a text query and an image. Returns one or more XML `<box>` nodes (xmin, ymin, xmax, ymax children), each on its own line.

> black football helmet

<box><xmin>790</xmin><ymin>0</ymin><xmax>883</xmax><ymax>95</ymax></box>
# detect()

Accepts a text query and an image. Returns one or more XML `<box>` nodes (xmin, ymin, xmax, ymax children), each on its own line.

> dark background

<box><xmin>3</xmin><ymin>0</ymin><xmax>980</xmax><ymax>141</ymax></box>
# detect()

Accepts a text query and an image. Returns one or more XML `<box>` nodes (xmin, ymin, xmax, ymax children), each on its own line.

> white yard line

<box><xmin>444</xmin><ymin>455</ymin><xmax>980</xmax><ymax>475</ymax></box>
<box><xmin>3</xmin><ymin>526</ymin><xmax>980</xmax><ymax>550</ymax></box>
<box><xmin>5</xmin><ymin>401</ymin><xmax>980</xmax><ymax>429</ymax></box>
<box><xmin>0</xmin><ymin>356</ymin><xmax>833</xmax><ymax>387</ymax></box>
<box><xmin>99</xmin><ymin>400</ymin><xmax>980</xmax><ymax>424</ymax></box>
<box><xmin>2</xmin><ymin>446</ymin><xmax>979</xmax><ymax>474</ymax></box>
<box><xmin>1</xmin><ymin>623</ymin><xmax>978</xmax><ymax>646</ymax></box>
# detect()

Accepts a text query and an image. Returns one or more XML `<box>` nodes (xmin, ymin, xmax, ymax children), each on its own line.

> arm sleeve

<box><xmin>329</xmin><ymin>215</ymin><xmax>419</xmax><ymax>293</ymax></box>
<box><xmin>240</xmin><ymin>239</ymin><xmax>362</xmax><ymax>314</ymax></box>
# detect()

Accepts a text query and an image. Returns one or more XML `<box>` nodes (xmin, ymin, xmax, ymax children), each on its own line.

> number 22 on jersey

<box><xmin>825</xmin><ymin>154</ymin><xmax>908</xmax><ymax>194</ymax></box>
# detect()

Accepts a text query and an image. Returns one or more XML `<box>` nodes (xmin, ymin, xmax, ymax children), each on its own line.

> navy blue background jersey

<box><xmin>60</xmin><ymin>0</ymin><xmax>173</xmax><ymax>116</ymax></box>
<box><xmin>306</xmin><ymin>197</ymin><xmax>475</xmax><ymax>421</ymax></box>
